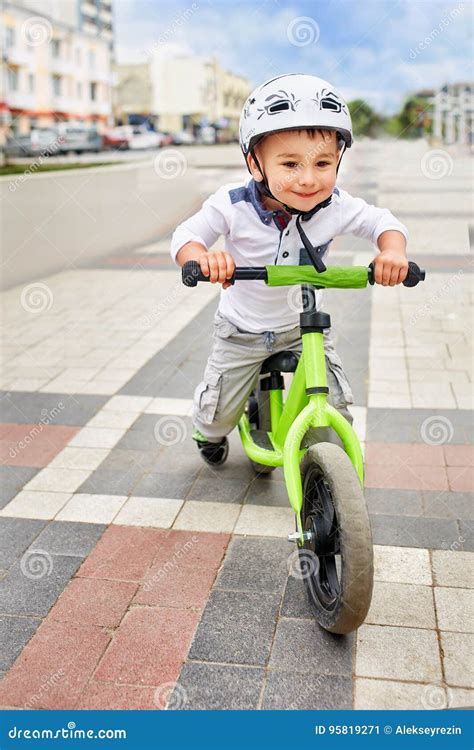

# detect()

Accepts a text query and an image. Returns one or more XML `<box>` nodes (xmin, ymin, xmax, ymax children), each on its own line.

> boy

<box><xmin>170</xmin><ymin>74</ymin><xmax>409</xmax><ymax>465</ymax></box>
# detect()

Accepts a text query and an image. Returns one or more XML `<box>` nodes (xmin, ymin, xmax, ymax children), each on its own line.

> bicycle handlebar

<box><xmin>182</xmin><ymin>260</ymin><xmax>426</xmax><ymax>289</ymax></box>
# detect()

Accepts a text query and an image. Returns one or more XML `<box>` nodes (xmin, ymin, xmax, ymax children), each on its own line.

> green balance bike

<box><xmin>183</xmin><ymin>259</ymin><xmax>425</xmax><ymax>634</ymax></box>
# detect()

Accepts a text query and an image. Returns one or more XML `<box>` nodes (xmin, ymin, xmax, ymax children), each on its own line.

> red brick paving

<box><xmin>365</xmin><ymin>442</ymin><xmax>472</xmax><ymax>491</ymax></box>
<box><xmin>0</xmin><ymin>620</ymin><xmax>110</xmax><ymax>709</ymax></box>
<box><xmin>48</xmin><ymin>578</ymin><xmax>139</xmax><ymax>627</ymax></box>
<box><xmin>365</xmin><ymin>463</ymin><xmax>449</xmax><ymax>491</ymax></box>
<box><xmin>76</xmin><ymin>526</ymin><xmax>169</xmax><ymax>581</ymax></box>
<box><xmin>365</xmin><ymin>443</ymin><xmax>445</xmax><ymax>466</ymax></box>
<box><xmin>93</xmin><ymin>606</ymin><xmax>200</xmax><ymax>686</ymax></box>
<box><xmin>0</xmin><ymin>423</ymin><xmax>79</xmax><ymax>467</ymax></box>
<box><xmin>76</xmin><ymin>680</ymin><xmax>159</xmax><ymax>710</ymax></box>
<box><xmin>0</xmin><ymin>527</ymin><xmax>230</xmax><ymax>708</ymax></box>
<box><xmin>444</xmin><ymin>445</ymin><xmax>474</xmax><ymax>467</ymax></box>
<box><xmin>446</xmin><ymin>466</ymin><xmax>474</xmax><ymax>492</ymax></box>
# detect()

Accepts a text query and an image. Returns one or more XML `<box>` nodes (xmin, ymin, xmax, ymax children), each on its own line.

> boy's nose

<box><xmin>297</xmin><ymin>168</ymin><xmax>317</xmax><ymax>187</ymax></box>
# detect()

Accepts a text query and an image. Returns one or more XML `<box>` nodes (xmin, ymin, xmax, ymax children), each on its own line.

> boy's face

<box><xmin>248</xmin><ymin>129</ymin><xmax>340</xmax><ymax>212</ymax></box>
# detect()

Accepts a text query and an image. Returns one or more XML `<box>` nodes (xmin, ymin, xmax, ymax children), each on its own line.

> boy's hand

<box><xmin>199</xmin><ymin>251</ymin><xmax>235</xmax><ymax>289</ymax></box>
<box><xmin>372</xmin><ymin>250</ymin><xmax>409</xmax><ymax>286</ymax></box>
<box><xmin>375</xmin><ymin>230</ymin><xmax>409</xmax><ymax>286</ymax></box>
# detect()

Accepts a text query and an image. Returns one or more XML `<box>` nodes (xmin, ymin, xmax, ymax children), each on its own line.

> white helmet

<box><xmin>239</xmin><ymin>73</ymin><xmax>353</xmax><ymax>158</ymax></box>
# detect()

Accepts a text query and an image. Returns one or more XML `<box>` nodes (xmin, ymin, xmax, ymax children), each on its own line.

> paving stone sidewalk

<box><xmin>0</xmin><ymin>140</ymin><xmax>472</xmax><ymax>710</ymax></box>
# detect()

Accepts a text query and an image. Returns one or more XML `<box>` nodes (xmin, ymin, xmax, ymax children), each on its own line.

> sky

<box><xmin>113</xmin><ymin>0</ymin><xmax>472</xmax><ymax>114</ymax></box>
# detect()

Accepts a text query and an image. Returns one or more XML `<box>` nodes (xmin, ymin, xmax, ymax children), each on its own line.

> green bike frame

<box><xmin>238</xmin><ymin>265</ymin><xmax>367</xmax><ymax>539</ymax></box>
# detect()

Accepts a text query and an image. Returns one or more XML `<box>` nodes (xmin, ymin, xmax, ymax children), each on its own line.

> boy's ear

<box><xmin>246</xmin><ymin>151</ymin><xmax>264</xmax><ymax>181</ymax></box>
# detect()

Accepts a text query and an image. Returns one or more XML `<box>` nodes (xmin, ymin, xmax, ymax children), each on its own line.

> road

<box><xmin>0</xmin><ymin>144</ymin><xmax>246</xmax><ymax>290</ymax></box>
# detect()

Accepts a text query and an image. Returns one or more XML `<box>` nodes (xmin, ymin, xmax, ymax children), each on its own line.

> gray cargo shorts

<box><xmin>193</xmin><ymin>310</ymin><xmax>354</xmax><ymax>444</ymax></box>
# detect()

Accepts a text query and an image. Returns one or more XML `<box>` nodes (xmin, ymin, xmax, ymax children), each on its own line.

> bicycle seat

<box><xmin>260</xmin><ymin>350</ymin><xmax>299</xmax><ymax>374</ymax></box>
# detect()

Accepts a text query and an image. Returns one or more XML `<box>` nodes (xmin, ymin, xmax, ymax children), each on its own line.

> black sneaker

<box><xmin>193</xmin><ymin>430</ymin><xmax>229</xmax><ymax>466</ymax></box>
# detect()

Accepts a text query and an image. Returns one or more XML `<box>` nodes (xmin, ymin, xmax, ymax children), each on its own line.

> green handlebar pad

<box><xmin>266</xmin><ymin>265</ymin><xmax>369</xmax><ymax>289</ymax></box>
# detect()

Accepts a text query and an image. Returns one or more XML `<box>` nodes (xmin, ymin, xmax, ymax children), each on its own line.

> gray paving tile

<box><xmin>459</xmin><ymin>521</ymin><xmax>474</xmax><ymax>552</ymax></box>
<box><xmin>244</xmin><ymin>478</ymin><xmax>290</xmax><ymax>507</ymax></box>
<box><xmin>188</xmin><ymin>589</ymin><xmax>281</xmax><ymax>666</ymax></box>
<box><xmin>0</xmin><ymin>392</ymin><xmax>106</xmax><ymax>426</ymax></box>
<box><xmin>0</xmin><ymin>556</ymin><xmax>82</xmax><ymax>617</ymax></box>
<box><xmin>365</xmin><ymin>488</ymin><xmax>423</xmax><ymax>516</ymax></box>
<box><xmin>32</xmin><ymin>521</ymin><xmax>106</xmax><ymax>557</ymax></box>
<box><xmin>280</xmin><ymin>576</ymin><xmax>314</xmax><ymax>619</ymax></box>
<box><xmin>422</xmin><ymin>491</ymin><xmax>473</xmax><ymax>520</ymax></box>
<box><xmin>215</xmin><ymin>537</ymin><xmax>290</xmax><ymax>593</ymax></box>
<box><xmin>114</xmin><ymin>429</ymin><xmax>160</xmax><ymax>452</ymax></box>
<box><xmin>367</xmin><ymin>409</ymin><xmax>474</xmax><ymax>444</ymax></box>
<box><xmin>369</xmin><ymin>514</ymin><xmax>460</xmax><ymax>550</ymax></box>
<box><xmin>262</xmin><ymin>671</ymin><xmax>352</xmax><ymax>709</ymax></box>
<box><xmin>200</xmin><ymin>458</ymin><xmax>273</xmax><ymax>482</ymax></box>
<box><xmin>174</xmin><ymin>662</ymin><xmax>264</xmax><ymax>709</ymax></box>
<box><xmin>0</xmin><ymin>518</ymin><xmax>47</xmax><ymax>570</ymax></box>
<box><xmin>150</xmin><ymin>449</ymin><xmax>203</xmax><ymax>475</ymax></box>
<box><xmin>268</xmin><ymin>617</ymin><xmax>354</xmax><ymax>676</ymax></box>
<box><xmin>98</xmin><ymin>448</ymin><xmax>158</xmax><ymax>473</ymax></box>
<box><xmin>132</xmin><ymin>471</ymin><xmax>197</xmax><ymax>499</ymax></box>
<box><xmin>121</xmin><ymin>300</ymin><xmax>216</xmax><ymax>398</ymax></box>
<box><xmin>186</xmin><ymin>476</ymin><xmax>247</xmax><ymax>504</ymax></box>
<box><xmin>0</xmin><ymin>466</ymin><xmax>39</xmax><ymax>509</ymax></box>
<box><xmin>0</xmin><ymin>615</ymin><xmax>41</xmax><ymax>670</ymax></box>
<box><xmin>77</xmin><ymin>468</ymin><xmax>144</xmax><ymax>496</ymax></box>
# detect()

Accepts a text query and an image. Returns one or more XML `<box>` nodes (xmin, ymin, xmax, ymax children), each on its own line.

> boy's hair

<box><xmin>255</xmin><ymin>127</ymin><xmax>341</xmax><ymax>154</ymax></box>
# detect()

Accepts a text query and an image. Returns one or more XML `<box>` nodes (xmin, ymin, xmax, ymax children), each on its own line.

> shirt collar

<box><xmin>248</xmin><ymin>179</ymin><xmax>289</xmax><ymax>226</ymax></box>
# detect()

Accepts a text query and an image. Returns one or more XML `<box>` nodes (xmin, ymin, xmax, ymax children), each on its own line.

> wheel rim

<box><xmin>301</xmin><ymin>464</ymin><xmax>341</xmax><ymax>612</ymax></box>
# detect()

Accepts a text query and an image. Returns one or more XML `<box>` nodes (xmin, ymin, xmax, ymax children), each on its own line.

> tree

<box><xmin>385</xmin><ymin>96</ymin><xmax>433</xmax><ymax>139</ymax></box>
<box><xmin>347</xmin><ymin>99</ymin><xmax>385</xmax><ymax>137</ymax></box>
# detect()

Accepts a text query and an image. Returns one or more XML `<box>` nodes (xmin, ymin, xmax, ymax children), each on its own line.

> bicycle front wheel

<box><xmin>299</xmin><ymin>442</ymin><xmax>373</xmax><ymax>634</ymax></box>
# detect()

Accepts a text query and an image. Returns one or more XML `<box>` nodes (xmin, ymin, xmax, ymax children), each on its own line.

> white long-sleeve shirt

<box><xmin>170</xmin><ymin>178</ymin><xmax>408</xmax><ymax>334</ymax></box>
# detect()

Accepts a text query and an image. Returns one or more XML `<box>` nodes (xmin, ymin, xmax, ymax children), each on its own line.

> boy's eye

<box><xmin>283</xmin><ymin>161</ymin><xmax>297</xmax><ymax>168</ymax></box>
<box><xmin>317</xmin><ymin>161</ymin><xmax>330</xmax><ymax>167</ymax></box>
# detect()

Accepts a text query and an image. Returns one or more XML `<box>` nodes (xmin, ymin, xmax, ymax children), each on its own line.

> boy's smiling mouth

<box><xmin>292</xmin><ymin>190</ymin><xmax>319</xmax><ymax>198</ymax></box>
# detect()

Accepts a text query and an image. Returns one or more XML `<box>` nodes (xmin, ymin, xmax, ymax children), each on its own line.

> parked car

<box><xmin>56</xmin><ymin>125</ymin><xmax>103</xmax><ymax>154</ymax></box>
<box><xmin>171</xmin><ymin>130</ymin><xmax>195</xmax><ymax>145</ymax></box>
<box><xmin>197</xmin><ymin>126</ymin><xmax>216</xmax><ymax>145</ymax></box>
<box><xmin>103</xmin><ymin>126</ymin><xmax>131</xmax><ymax>150</ymax></box>
<box><xmin>127</xmin><ymin>127</ymin><xmax>161</xmax><ymax>150</ymax></box>
<box><xmin>4</xmin><ymin>128</ymin><xmax>62</xmax><ymax>158</ymax></box>
<box><xmin>156</xmin><ymin>131</ymin><xmax>173</xmax><ymax>147</ymax></box>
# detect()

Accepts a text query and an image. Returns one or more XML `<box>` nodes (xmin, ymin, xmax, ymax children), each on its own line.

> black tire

<box><xmin>246</xmin><ymin>388</ymin><xmax>276</xmax><ymax>475</ymax></box>
<box><xmin>299</xmin><ymin>442</ymin><xmax>373</xmax><ymax>634</ymax></box>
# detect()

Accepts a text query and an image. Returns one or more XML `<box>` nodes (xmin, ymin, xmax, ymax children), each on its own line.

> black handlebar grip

<box><xmin>403</xmin><ymin>261</ymin><xmax>426</xmax><ymax>287</ymax></box>
<box><xmin>368</xmin><ymin>261</ymin><xmax>426</xmax><ymax>287</ymax></box>
<box><xmin>182</xmin><ymin>260</ymin><xmax>208</xmax><ymax>287</ymax></box>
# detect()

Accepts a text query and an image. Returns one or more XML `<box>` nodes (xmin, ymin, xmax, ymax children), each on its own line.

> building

<box><xmin>433</xmin><ymin>82</ymin><xmax>474</xmax><ymax>145</ymax></box>
<box><xmin>113</xmin><ymin>48</ymin><xmax>251</xmax><ymax>139</ymax></box>
<box><xmin>112</xmin><ymin>63</ymin><xmax>153</xmax><ymax>127</ymax></box>
<box><xmin>0</xmin><ymin>0</ymin><xmax>114</xmax><ymax>142</ymax></box>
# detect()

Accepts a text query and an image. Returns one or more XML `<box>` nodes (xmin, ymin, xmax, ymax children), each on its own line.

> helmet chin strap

<box><xmin>250</xmin><ymin>145</ymin><xmax>346</xmax><ymax>273</ymax></box>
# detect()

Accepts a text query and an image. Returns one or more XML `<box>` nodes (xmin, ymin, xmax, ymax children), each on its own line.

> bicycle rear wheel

<box><xmin>299</xmin><ymin>442</ymin><xmax>373</xmax><ymax>634</ymax></box>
